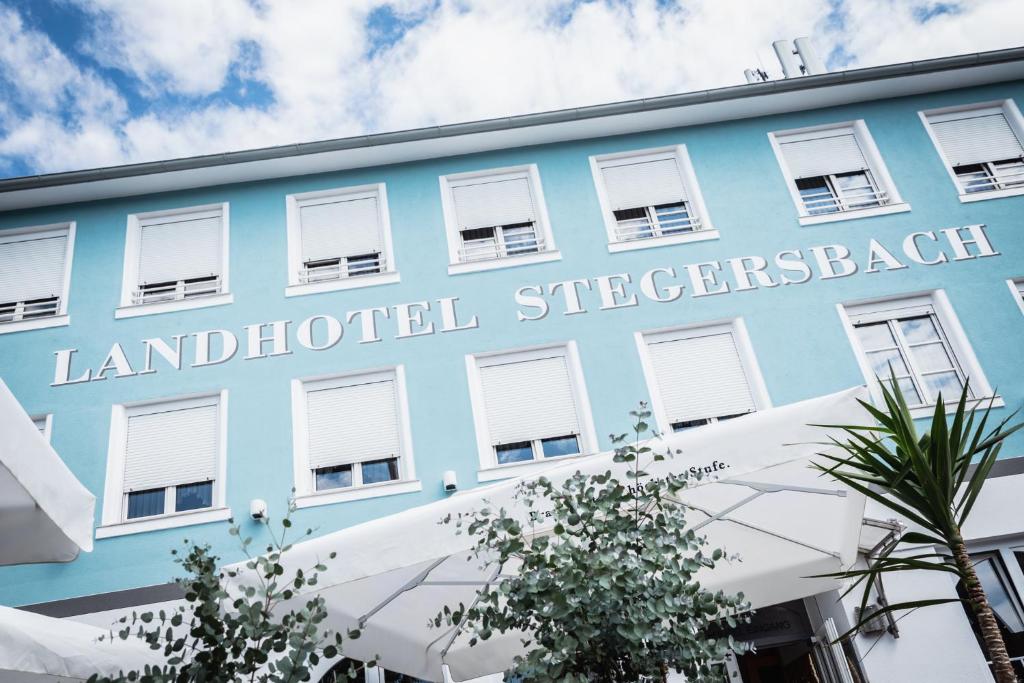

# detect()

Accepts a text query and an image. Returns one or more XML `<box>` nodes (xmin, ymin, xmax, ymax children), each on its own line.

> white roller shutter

<box><xmin>122</xmin><ymin>401</ymin><xmax>219</xmax><ymax>492</ymax></box>
<box><xmin>601</xmin><ymin>157</ymin><xmax>688</xmax><ymax>210</ymax></box>
<box><xmin>0</xmin><ymin>233</ymin><xmax>68</xmax><ymax>304</ymax></box>
<box><xmin>299</xmin><ymin>195</ymin><xmax>382</xmax><ymax>262</ymax></box>
<box><xmin>778</xmin><ymin>130</ymin><xmax>869</xmax><ymax>178</ymax></box>
<box><xmin>451</xmin><ymin>177</ymin><xmax>536</xmax><ymax>230</ymax></box>
<box><xmin>138</xmin><ymin>211</ymin><xmax>222</xmax><ymax>284</ymax></box>
<box><xmin>307</xmin><ymin>379</ymin><xmax>400</xmax><ymax>469</ymax></box>
<box><xmin>479</xmin><ymin>355</ymin><xmax>580</xmax><ymax>444</ymax></box>
<box><xmin>647</xmin><ymin>332</ymin><xmax>756</xmax><ymax>424</ymax></box>
<box><xmin>929</xmin><ymin>111</ymin><xmax>1024</xmax><ymax>166</ymax></box>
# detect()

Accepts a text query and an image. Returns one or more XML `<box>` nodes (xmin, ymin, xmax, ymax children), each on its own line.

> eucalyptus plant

<box><xmin>814</xmin><ymin>375</ymin><xmax>1023</xmax><ymax>683</ymax></box>
<box><xmin>437</xmin><ymin>405</ymin><xmax>750</xmax><ymax>683</ymax></box>
<box><xmin>90</xmin><ymin>503</ymin><xmax>364</xmax><ymax>683</ymax></box>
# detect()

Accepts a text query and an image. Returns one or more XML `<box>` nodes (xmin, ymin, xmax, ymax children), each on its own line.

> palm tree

<box><xmin>814</xmin><ymin>376</ymin><xmax>1023</xmax><ymax>683</ymax></box>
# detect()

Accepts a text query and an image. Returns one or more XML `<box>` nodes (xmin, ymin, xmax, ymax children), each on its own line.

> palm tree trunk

<box><xmin>952</xmin><ymin>534</ymin><xmax>1017</xmax><ymax>683</ymax></box>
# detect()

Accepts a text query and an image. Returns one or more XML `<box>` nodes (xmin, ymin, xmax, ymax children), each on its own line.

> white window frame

<box><xmin>0</xmin><ymin>222</ymin><xmax>75</xmax><ymax>335</ymax></box>
<box><xmin>837</xmin><ymin>290</ymin><xmax>1001</xmax><ymax>419</ymax></box>
<box><xmin>290</xmin><ymin>366</ymin><xmax>419</xmax><ymax>508</ymax></box>
<box><xmin>116</xmin><ymin>203</ymin><xmax>232</xmax><ymax>319</ymax></box>
<box><xmin>589</xmin><ymin>145</ymin><xmax>718</xmax><ymax>253</ymax></box>
<box><xmin>1009</xmin><ymin>278</ymin><xmax>1024</xmax><ymax>315</ymax></box>
<box><xmin>439</xmin><ymin>164</ymin><xmax>560</xmax><ymax>275</ymax></box>
<box><xmin>466</xmin><ymin>341</ymin><xmax>597</xmax><ymax>482</ymax></box>
<box><xmin>634</xmin><ymin>318</ymin><xmax>772</xmax><ymax>435</ymax></box>
<box><xmin>30</xmin><ymin>414</ymin><xmax>53</xmax><ymax>442</ymax></box>
<box><xmin>284</xmin><ymin>183</ymin><xmax>400</xmax><ymax>297</ymax></box>
<box><xmin>919</xmin><ymin>99</ymin><xmax>1024</xmax><ymax>203</ymax></box>
<box><xmin>768</xmin><ymin>120</ymin><xmax>910</xmax><ymax>226</ymax></box>
<box><xmin>97</xmin><ymin>390</ymin><xmax>230</xmax><ymax>538</ymax></box>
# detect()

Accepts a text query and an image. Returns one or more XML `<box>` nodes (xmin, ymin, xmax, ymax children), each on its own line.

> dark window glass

<box><xmin>182</xmin><ymin>275</ymin><xmax>219</xmax><ymax>297</ymax></box>
<box><xmin>495</xmin><ymin>441</ymin><xmax>533</xmax><ymax>464</ymax></box>
<box><xmin>795</xmin><ymin>176</ymin><xmax>839</xmax><ymax>214</ymax></box>
<box><xmin>175</xmin><ymin>481</ymin><xmax>213</xmax><ymax>512</ymax></box>
<box><xmin>460</xmin><ymin>226</ymin><xmax>496</xmax><ymax>242</ymax></box>
<box><xmin>671</xmin><ymin>418</ymin><xmax>712</xmax><ymax>432</ymax></box>
<box><xmin>955</xmin><ymin>164</ymin><xmax>994</xmax><ymax>193</ymax></box>
<box><xmin>540</xmin><ymin>435</ymin><xmax>579</xmax><ymax>458</ymax></box>
<box><xmin>21</xmin><ymin>296</ymin><xmax>60</xmax><ymax>319</ymax></box>
<box><xmin>346</xmin><ymin>252</ymin><xmax>382</xmax><ymax>276</ymax></box>
<box><xmin>957</xmin><ymin>555</ymin><xmax>1024</xmax><ymax>679</ymax></box>
<box><xmin>127</xmin><ymin>488</ymin><xmax>165</xmax><ymax>519</ymax></box>
<box><xmin>717</xmin><ymin>413</ymin><xmax>748</xmax><ymax>422</ymax></box>
<box><xmin>653</xmin><ymin>202</ymin><xmax>693</xmax><ymax>234</ymax></box>
<box><xmin>500</xmin><ymin>222</ymin><xmax>539</xmax><ymax>254</ymax></box>
<box><xmin>361</xmin><ymin>458</ymin><xmax>400</xmax><ymax>485</ymax></box>
<box><xmin>315</xmin><ymin>464</ymin><xmax>353</xmax><ymax>491</ymax></box>
<box><xmin>612</xmin><ymin>206</ymin><xmax>653</xmax><ymax>240</ymax></box>
<box><xmin>384</xmin><ymin>670</ymin><xmax>432</xmax><ymax>683</ymax></box>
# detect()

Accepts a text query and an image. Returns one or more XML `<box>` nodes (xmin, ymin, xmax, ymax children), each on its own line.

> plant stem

<box><xmin>951</xmin><ymin>533</ymin><xmax>1017</xmax><ymax>683</ymax></box>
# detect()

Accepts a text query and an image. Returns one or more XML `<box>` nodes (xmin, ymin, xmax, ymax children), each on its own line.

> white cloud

<box><xmin>1</xmin><ymin>0</ymin><xmax>1022</xmax><ymax>176</ymax></box>
<box><xmin>71</xmin><ymin>0</ymin><xmax>258</xmax><ymax>97</ymax></box>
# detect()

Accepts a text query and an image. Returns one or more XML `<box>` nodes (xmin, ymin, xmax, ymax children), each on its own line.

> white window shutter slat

<box><xmin>451</xmin><ymin>177</ymin><xmax>536</xmax><ymax>230</ymax></box>
<box><xmin>307</xmin><ymin>379</ymin><xmax>400</xmax><ymax>469</ymax></box>
<box><xmin>930</xmin><ymin>113</ymin><xmax>1024</xmax><ymax>166</ymax></box>
<box><xmin>0</xmin><ymin>234</ymin><xmax>67</xmax><ymax>304</ymax></box>
<box><xmin>647</xmin><ymin>332</ymin><xmax>756</xmax><ymax>424</ymax></box>
<box><xmin>123</xmin><ymin>403</ymin><xmax>219</xmax><ymax>491</ymax></box>
<box><xmin>480</xmin><ymin>355</ymin><xmax>580</xmax><ymax>444</ymax></box>
<box><xmin>779</xmin><ymin>131</ymin><xmax>869</xmax><ymax>178</ymax></box>
<box><xmin>138</xmin><ymin>214</ymin><xmax>222</xmax><ymax>284</ymax></box>
<box><xmin>601</xmin><ymin>158</ymin><xmax>688</xmax><ymax>210</ymax></box>
<box><xmin>300</xmin><ymin>196</ymin><xmax>382</xmax><ymax>262</ymax></box>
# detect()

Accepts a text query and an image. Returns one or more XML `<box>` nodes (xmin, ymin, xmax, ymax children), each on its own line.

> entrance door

<box><xmin>733</xmin><ymin>617</ymin><xmax>856</xmax><ymax>683</ymax></box>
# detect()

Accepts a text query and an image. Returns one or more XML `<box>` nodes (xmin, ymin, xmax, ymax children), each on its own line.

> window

<box><xmin>0</xmin><ymin>223</ymin><xmax>75</xmax><ymax>334</ymax></box>
<box><xmin>922</xmin><ymin>100</ymin><xmax>1024</xmax><ymax>200</ymax></box>
<box><xmin>590</xmin><ymin>146</ymin><xmax>717</xmax><ymax>252</ymax></box>
<box><xmin>285</xmin><ymin>184</ymin><xmax>399</xmax><ymax>296</ymax></box>
<box><xmin>636</xmin><ymin>320</ymin><xmax>771</xmax><ymax>434</ymax></box>
<box><xmin>31</xmin><ymin>414</ymin><xmax>52</xmax><ymax>442</ymax></box>
<box><xmin>117</xmin><ymin>204</ymin><xmax>231</xmax><ymax>318</ymax></box>
<box><xmin>1009</xmin><ymin>278</ymin><xmax>1024</xmax><ymax>315</ymax></box>
<box><xmin>439</xmin><ymin>165</ymin><xmax>559</xmax><ymax>274</ymax></box>
<box><xmin>769</xmin><ymin>121</ymin><xmax>908</xmax><ymax>225</ymax></box>
<box><xmin>957</xmin><ymin>551</ymin><xmax>1024</xmax><ymax>680</ymax></box>
<box><xmin>292</xmin><ymin>368</ymin><xmax>418</xmax><ymax>507</ymax></box>
<box><xmin>467</xmin><ymin>343</ymin><xmax>597</xmax><ymax>480</ymax></box>
<box><xmin>98</xmin><ymin>392</ymin><xmax>229</xmax><ymax>537</ymax></box>
<box><xmin>838</xmin><ymin>291</ymin><xmax>1000</xmax><ymax>417</ymax></box>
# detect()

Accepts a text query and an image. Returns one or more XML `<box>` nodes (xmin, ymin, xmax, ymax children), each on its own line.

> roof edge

<box><xmin>2</xmin><ymin>46</ymin><xmax>1024</xmax><ymax>196</ymax></box>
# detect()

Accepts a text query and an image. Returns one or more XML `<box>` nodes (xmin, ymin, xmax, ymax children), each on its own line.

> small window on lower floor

<box><xmin>112</xmin><ymin>394</ymin><xmax>223</xmax><ymax>523</ymax></box>
<box><xmin>840</xmin><ymin>291</ymin><xmax>998</xmax><ymax>415</ymax></box>
<box><xmin>638</xmin><ymin>320</ymin><xmax>770</xmax><ymax>435</ymax></box>
<box><xmin>297</xmin><ymin>368</ymin><xmax>414</xmax><ymax>499</ymax></box>
<box><xmin>470</xmin><ymin>344</ymin><xmax>595</xmax><ymax>471</ymax></box>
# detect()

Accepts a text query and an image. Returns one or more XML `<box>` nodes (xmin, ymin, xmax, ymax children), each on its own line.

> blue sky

<box><xmin>0</xmin><ymin>0</ymin><xmax>1022</xmax><ymax>179</ymax></box>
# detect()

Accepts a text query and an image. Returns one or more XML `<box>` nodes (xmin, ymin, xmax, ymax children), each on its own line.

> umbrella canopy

<box><xmin>0</xmin><ymin>605</ymin><xmax>159</xmax><ymax>682</ymax></box>
<box><xmin>0</xmin><ymin>380</ymin><xmax>94</xmax><ymax>565</ymax></box>
<box><xmin>228</xmin><ymin>387</ymin><xmax>870</xmax><ymax>682</ymax></box>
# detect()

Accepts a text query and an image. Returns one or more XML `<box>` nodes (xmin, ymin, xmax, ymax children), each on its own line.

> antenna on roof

<box><xmin>747</xmin><ymin>36</ymin><xmax>827</xmax><ymax>83</ymax></box>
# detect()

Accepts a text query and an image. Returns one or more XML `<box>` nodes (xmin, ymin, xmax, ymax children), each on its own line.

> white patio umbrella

<box><xmin>228</xmin><ymin>386</ymin><xmax>870</xmax><ymax>682</ymax></box>
<box><xmin>0</xmin><ymin>605</ymin><xmax>159</xmax><ymax>682</ymax></box>
<box><xmin>0</xmin><ymin>379</ymin><xmax>95</xmax><ymax>565</ymax></box>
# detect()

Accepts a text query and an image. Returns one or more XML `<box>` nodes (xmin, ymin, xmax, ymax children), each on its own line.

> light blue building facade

<box><xmin>1</xmin><ymin>47</ymin><xmax>1024</xmax><ymax>682</ymax></box>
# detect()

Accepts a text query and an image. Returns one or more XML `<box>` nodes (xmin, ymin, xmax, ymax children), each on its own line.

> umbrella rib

<box><xmin>678</xmin><ymin>499</ymin><xmax>843</xmax><ymax>559</ymax></box>
<box><xmin>358</xmin><ymin>556</ymin><xmax>448</xmax><ymax>628</ymax></box>
<box><xmin>689</xmin><ymin>491</ymin><xmax>764</xmax><ymax>532</ymax></box>
<box><xmin>721</xmin><ymin>479</ymin><xmax>847</xmax><ymax>497</ymax></box>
